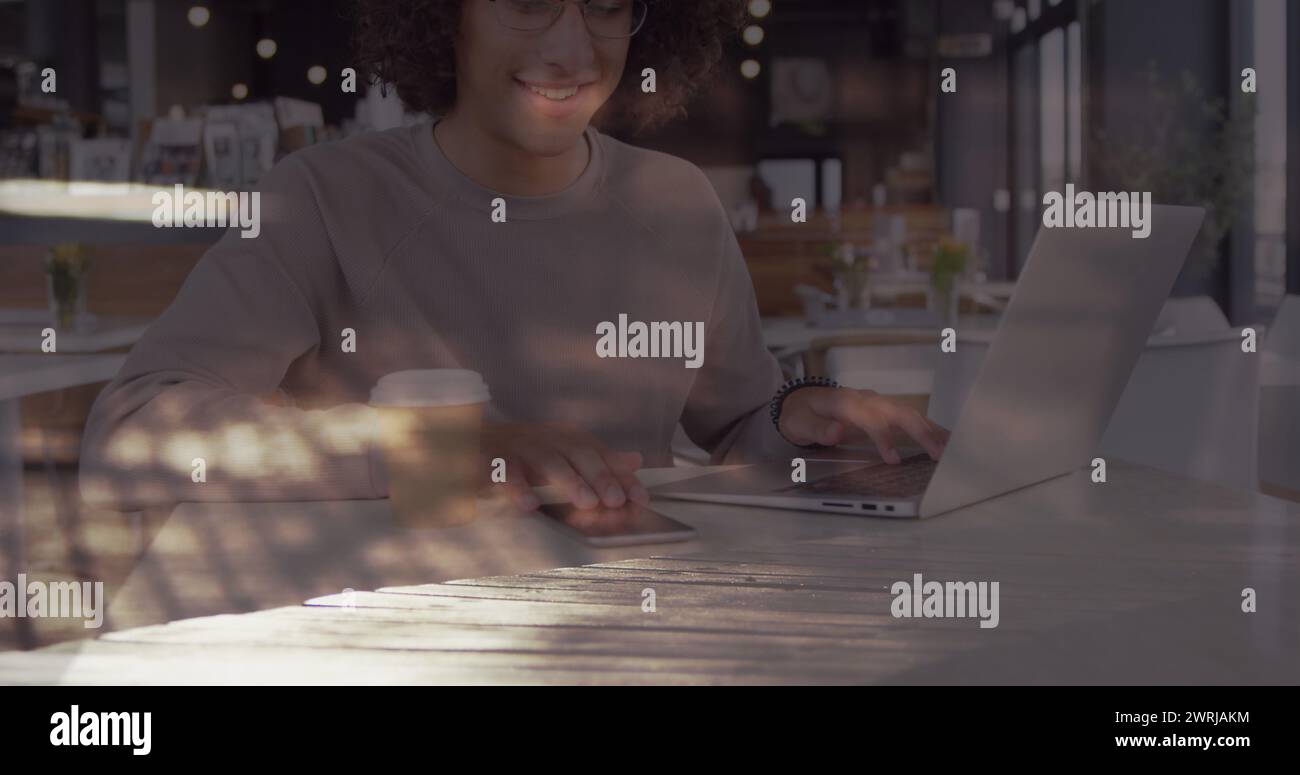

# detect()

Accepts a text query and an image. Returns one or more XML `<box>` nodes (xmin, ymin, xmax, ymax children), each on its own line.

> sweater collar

<box><xmin>413</xmin><ymin>120</ymin><xmax>605</xmax><ymax>221</ymax></box>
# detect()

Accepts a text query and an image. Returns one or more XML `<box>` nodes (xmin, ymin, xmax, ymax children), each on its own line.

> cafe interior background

<box><xmin>0</xmin><ymin>0</ymin><xmax>1296</xmax><ymax>650</ymax></box>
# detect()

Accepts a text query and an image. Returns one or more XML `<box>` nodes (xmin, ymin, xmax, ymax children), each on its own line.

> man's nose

<box><xmin>537</xmin><ymin>1</ymin><xmax>597</xmax><ymax>72</ymax></box>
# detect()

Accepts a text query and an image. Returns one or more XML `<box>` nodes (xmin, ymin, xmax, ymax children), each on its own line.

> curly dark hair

<box><xmin>352</xmin><ymin>0</ymin><xmax>744</xmax><ymax>132</ymax></box>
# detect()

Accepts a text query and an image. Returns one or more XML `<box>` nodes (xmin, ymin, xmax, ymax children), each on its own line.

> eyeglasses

<box><xmin>490</xmin><ymin>0</ymin><xmax>649</xmax><ymax>39</ymax></box>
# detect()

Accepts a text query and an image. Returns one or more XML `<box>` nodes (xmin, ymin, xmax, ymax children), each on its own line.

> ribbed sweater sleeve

<box><xmin>679</xmin><ymin>214</ymin><xmax>803</xmax><ymax>465</ymax></box>
<box><xmin>79</xmin><ymin>159</ymin><xmax>386</xmax><ymax>510</ymax></box>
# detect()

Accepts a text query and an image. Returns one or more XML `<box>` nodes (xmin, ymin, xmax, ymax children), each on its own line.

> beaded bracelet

<box><xmin>769</xmin><ymin>376</ymin><xmax>840</xmax><ymax>448</ymax></box>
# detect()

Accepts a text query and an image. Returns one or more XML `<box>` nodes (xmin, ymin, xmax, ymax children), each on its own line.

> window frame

<box><xmin>1005</xmin><ymin>0</ymin><xmax>1081</xmax><ymax>277</ymax></box>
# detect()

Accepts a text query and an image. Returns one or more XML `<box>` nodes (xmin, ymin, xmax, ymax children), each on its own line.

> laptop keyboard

<box><xmin>791</xmin><ymin>453</ymin><xmax>937</xmax><ymax>499</ymax></box>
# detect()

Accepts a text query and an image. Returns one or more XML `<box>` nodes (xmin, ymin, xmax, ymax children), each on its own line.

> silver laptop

<box><xmin>656</xmin><ymin>205</ymin><xmax>1205</xmax><ymax>519</ymax></box>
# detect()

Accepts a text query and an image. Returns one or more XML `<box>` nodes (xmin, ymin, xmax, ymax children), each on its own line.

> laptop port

<box><xmin>821</xmin><ymin>501</ymin><xmax>853</xmax><ymax>508</ymax></box>
<box><xmin>885</xmin><ymin>505</ymin><xmax>895</xmax><ymax>512</ymax></box>
<box><xmin>862</xmin><ymin>504</ymin><xmax>878</xmax><ymax>511</ymax></box>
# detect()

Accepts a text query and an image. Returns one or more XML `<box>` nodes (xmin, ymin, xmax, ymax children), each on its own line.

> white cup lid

<box><xmin>369</xmin><ymin>369</ymin><xmax>491</xmax><ymax>407</ymax></box>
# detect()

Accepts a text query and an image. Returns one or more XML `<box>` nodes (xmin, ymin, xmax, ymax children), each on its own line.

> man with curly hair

<box><xmin>81</xmin><ymin>0</ymin><xmax>946</xmax><ymax>513</ymax></box>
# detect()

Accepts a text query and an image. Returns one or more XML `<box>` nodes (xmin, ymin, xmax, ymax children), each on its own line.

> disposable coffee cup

<box><xmin>370</xmin><ymin>369</ymin><xmax>490</xmax><ymax>528</ymax></box>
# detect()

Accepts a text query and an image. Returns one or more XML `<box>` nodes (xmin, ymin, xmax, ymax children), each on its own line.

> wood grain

<box><xmin>4</xmin><ymin>463</ymin><xmax>1298</xmax><ymax>685</ymax></box>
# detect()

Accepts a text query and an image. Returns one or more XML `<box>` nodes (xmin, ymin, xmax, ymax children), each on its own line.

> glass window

<box><xmin>1013</xmin><ymin>42</ymin><xmax>1039</xmax><ymax>272</ymax></box>
<box><xmin>1007</xmin><ymin>0</ymin><xmax>1078</xmax><ymax>274</ymax></box>
<box><xmin>1254</xmin><ymin>0</ymin><xmax>1288</xmax><ymax>311</ymax></box>
<box><xmin>1039</xmin><ymin>28</ymin><xmax>1066</xmax><ymax>198</ymax></box>
<box><xmin>1067</xmin><ymin>21</ymin><xmax>1082</xmax><ymax>181</ymax></box>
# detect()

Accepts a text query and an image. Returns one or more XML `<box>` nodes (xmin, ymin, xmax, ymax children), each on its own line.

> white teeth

<box><xmin>525</xmin><ymin>84</ymin><xmax>579</xmax><ymax>100</ymax></box>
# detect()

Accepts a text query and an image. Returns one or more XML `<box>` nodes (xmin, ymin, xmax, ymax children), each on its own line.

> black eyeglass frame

<box><xmin>488</xmin><ymin>0</ymin><xmax>649</xmax><ymax>40</ymax></box>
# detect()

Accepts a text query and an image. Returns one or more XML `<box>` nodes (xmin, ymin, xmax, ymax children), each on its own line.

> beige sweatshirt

<box><xmin>80</xmin><ymin>123</ymin><xmax>795</xmax><ymax>510</ymax></box>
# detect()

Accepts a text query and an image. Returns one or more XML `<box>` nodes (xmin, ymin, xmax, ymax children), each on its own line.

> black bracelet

<box><xmin>769</xmin><ymin>376</ymin><xmax>840</xmax><ymax>448</ymax></box>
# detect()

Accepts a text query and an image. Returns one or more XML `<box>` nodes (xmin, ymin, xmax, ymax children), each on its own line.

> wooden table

<box><xmin>761</xmin><ymin>313</ymin><xmax>1000</xmax><ymax>352</ymax></box>
<box><xmin>1</xmin><ymin>460</ymin><xmax>1297</xmax><ymax>685</ymax></box>
<box><xmin>68</xmin><ymin>466</ymin><xmax>878</xmax><ymax>634</ymax></box>
<box><xmin>0</xmin><ymin>309</ymin><xmax>152</xmax><ymax>354</ymax></box>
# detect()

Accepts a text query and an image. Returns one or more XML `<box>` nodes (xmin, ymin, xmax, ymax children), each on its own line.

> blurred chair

<box><xmin>819</xmin><ymin>334</ymin><xmax>942</xmax><ymax>420</ymax></box>
<box><xmin>1259</xmin><ymin>295</ymin><xmax>1300</xmax><ymax>499</ymax></box>
<box><xmin>825</xmin><ymin>345</ymin><xmax>940</xmax><ymax>378</ymax></box>
<box><xmin>930</xmin><ymin>329</ymin><xmax>1259</xmax><ymax>491</ymax></box>
<box><xmin>1100</xmin><ymin>331</ymin><xmax>1258</xmax><ymax>491</ymax></box>
<box><xmin>1153</xmin><ymin>296</ymin><xmax>1230</xmax><ymax>336</ymax></box>
<box><xmin>794</xmin><ymin>284</ymin><xmax>834</xmax><ymax>321</ymax></box>
<box><xmin>802</xmin><ymin>331</ymin><xmax>939</xmax><ymax>378</ymax></box>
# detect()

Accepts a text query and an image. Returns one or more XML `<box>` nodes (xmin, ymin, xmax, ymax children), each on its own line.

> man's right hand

<box><xmin>481</xmin><ymin>422</ymin><xmax>649</xmax><ymax>512</ymax></box>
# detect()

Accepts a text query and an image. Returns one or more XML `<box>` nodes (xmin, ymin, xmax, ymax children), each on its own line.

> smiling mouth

<box><xmin>519</xmin><ymin>81</ymin><xmax>582</xmax><ymax>101</ymax></box>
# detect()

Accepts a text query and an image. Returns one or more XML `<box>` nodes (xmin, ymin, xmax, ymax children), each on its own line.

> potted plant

<box><xmin>1094</xmin><ymin>65</ymin><xmax>1254</xmax><ymax>282</ymax></box>
<box><xmin>930</xmin><ymin>238</ymin><xmax>968</xmax><ymax>325</ymax></box>
<box><xmin>825</xmin><ymin>241</ymin><xmax>872</xmax><ymax>310</ymax></box>
<box><xmin>44</xmin><ymin>243</ymin><xmax>91</xmax><ymax>331</ymax></box>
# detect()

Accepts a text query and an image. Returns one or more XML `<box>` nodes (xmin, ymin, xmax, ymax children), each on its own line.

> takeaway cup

<box><xmin>370</xmin><ymin>369</ymin><xmax>490</xmax><ymax>528</ymax></box>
